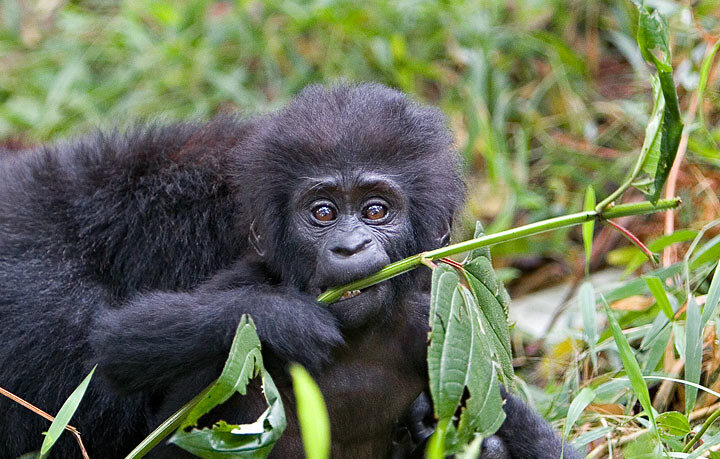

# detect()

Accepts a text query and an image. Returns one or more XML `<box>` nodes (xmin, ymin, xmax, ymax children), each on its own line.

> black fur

<box><xmin>0</xmin><ymin>84</ymin><xmax>578</xmax><ymax>458</ymax></box>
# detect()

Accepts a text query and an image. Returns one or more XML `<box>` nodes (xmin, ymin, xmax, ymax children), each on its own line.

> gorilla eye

<box><xmin>363</xmin><ymin>204</ymin><xmax>388</xmax><ymax>221</ymax></box>
<box><xmin>312</xmin><ymin>205</ymin><xmax>337</xmax><ymax>222</ymax></box>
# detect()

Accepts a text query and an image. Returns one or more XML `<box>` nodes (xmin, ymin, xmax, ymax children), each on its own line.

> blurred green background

<box><xmin>1</xmin><ymin>0</ymin><xmax>719</xmax><ymax>293</ymax></box>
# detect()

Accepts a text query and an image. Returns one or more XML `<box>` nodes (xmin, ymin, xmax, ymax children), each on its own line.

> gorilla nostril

<box><xmin>331</xmin><ymin>238</ymin><xmax>372</xmax><ymax>257</ymax></box>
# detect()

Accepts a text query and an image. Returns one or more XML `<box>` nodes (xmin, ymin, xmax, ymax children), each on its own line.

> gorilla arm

<box><xmin>90</xmin><ymin>262</ymin><xmax>344</xmax><ymax>394</ymax></box>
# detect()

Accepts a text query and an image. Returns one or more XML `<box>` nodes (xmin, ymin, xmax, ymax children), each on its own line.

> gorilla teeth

<box><xmin>340</xmin><ymin>289</ymin><xmax>362</xmax><ymax>300</ymax></box>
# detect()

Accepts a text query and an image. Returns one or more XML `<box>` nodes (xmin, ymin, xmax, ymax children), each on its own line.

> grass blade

<box><xmin>579</xmin><ymin>281</ymin><xmax>598</xmax><ymax>368</ymax></box>
<box><xmin>39</xmin><ymin>366</ymin><xmax>95</xmax><ymax>458</ymax></box>
<box><xmin>602</xmin><ymin>300</ymin><xmax>657</xmax><ymax>431</ymax></box>
<box><xmin>290</xmin><ymin>364</ymin><xmax>330</xmax><ymax>459</ymax></box>
<box><xmin>685</xmin><ymin>297</ymin><xmax>702</xmax><ymax>415</ymax></box>
<box><xmin>563</xmin><ymin>387</ymin><xmax>595</xmax><ymax>440</ymax></box>
<box><xmin>644</xmin><ymin>276</ymin><xmax>674</xmax><ymax>321</ymax></box>
<box><xmin>700</xmin><ymin>263</ymin><xmax>720</xmax><ymax>327</ymax></box>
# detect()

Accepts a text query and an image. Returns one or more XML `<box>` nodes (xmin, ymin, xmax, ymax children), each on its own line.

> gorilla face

<box><xmin>294</xmin><ymin>172</ymin><xmax>410</xmax><ymax>328</ymax></box>
<box><xmin>235</xmin><ymin>84</ymin><xmax>465</xmax><ymax>330</ymax></box>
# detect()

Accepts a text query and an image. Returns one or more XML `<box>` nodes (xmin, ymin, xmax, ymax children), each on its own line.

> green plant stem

<box><xmin>318</xmin><ymin>198</ymin><xmax>681</xmax><ymax>304</ymax></box>
<box><xmin>124</xmin><ymin>384</ymin><xmax>213</xmax><ymax>459</ymax></box>
<box><xmin>682</xmin><ymin>406</ymin><xmax>720</xmax><ymax>453</ymax></box>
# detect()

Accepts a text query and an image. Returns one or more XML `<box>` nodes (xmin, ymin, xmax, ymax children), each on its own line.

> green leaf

<box><xmin>180</xmin><ymin>317</ymin><xmax>265</xmax><ymax>429</ymax></box>
<box><xmin>685</xmin><ymin>297</ymin><xmax>703</xmax><ymax>415</ymax></box>
<box><xmin>673</xmin><ymin>322</ymin><xmax>686</xmax><ymax>359</ymax></box>
<box><xmin>461</xmin><ymin>221</ymin><xmax>514</xmax><ymax>381</ymax></box>
<box><xmin>582</xmin><ymin>185</ymin><xmax>596</xmax><ymax>272</ymax></box>
<box><xmin>690</xmin><ymin>39</ymin><xmax>720</xmax><ymax>156</ymax></box>
<box><xmin>643</xmin><ymin>276</ymin><xmax>674</xmax><ymax>320</ymax></box>
<box><xmin>642</xmin><ymin>326</ymin><xmax>671</xmax><ymax>375</ymax></box>
<box><xmin>603</xmin><ymin>301</ymin><xmax>657</xmax><ymax>431</ymax></box>
<box><xmin>604</xmin><ymin>263</ymin><xmax>683</xmax><ymax>305</ymax></box>
<box><xmin>427</xmin><ymin>264</ymin><xmax>505</xmax><ymax>453</ymax></box>
<box><xmin>656</xmin><ymin>411</ymin><xmax>691</xmax><ymax>439</ymax></box>
<box><xmin>462</xmin><ymin>260</ymin><xmax>514</xmax><ymax>382</ymax></box>
<box><xmin>455</xmin><ymin>435</ymin><xmax>484</xmax><ymax>459</ymax></box>
<box><xmin>631</xmin><ymin>4</ymin><xmax>683</xmax><ymax>203</ymax></box>
<box><xmin>39</xmin><ymin>366</ymin><xmax>95</xmax><ymax>458</ymax></box>
<box><xmin>647</xmin><ymin>230</ymin><xmax>700</xmax><ymax>252</ymax></box>
<box><xmin>624</xmin><ymin>431</ymin><xmax>662</xmax><ymax>459</ymax></box>
<box><xmin>570</xmin><ymin>426</ymin><xmax>613</xmax><ymax>450</ymax></box>
<box><xmin>563</xmin><ymin>387</ymin><xmax>595</xmax><ymax>440</ymax></box>
<box><xmin>636</xmin><ymin>6</ymin><xmax>672</xmax><ymax>71</ymax></box>
<box><xmin>169</xmin><ymin>316</ymin><xmax>286</xmax><ymax>458</ymax></box>
<box><xmin>701</xmin><ymin>263</ymin><xmax>720</xmax><ymax>327</ymax></box>
<box><xmin>691</xmin><ymin>234</ymin><xmax>720</xmax><ymax>269</ymax></box>
<box><xmin>579</xmin><ymin>282</ymin><xmax>598</xmax><ymax>368</ymax></box>
<box><xmin>640</xmin><ymin>303</ymin><xmax>672</xmax><ymax>351</ymax></box>
<box><xmin>630</xmin><ymin>74</ymin><xmax>665</xmax><ymax>200</ymax></box>
<box><xmin>609</xmin><ymin>230</ymin><xmax>697</xmax><ymax>275</ymax></box>
<box><xmin>289</xmin><ymin>364</ymin><xmax>330</xmax><ymax>459</ymax></box>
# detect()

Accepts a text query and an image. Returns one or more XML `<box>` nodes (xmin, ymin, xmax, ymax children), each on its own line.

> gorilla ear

<box><xmin>249</xmin><ymin>220</ymin><xmax>266</xmax><ymax>257</ymax></box>
<box><xmin>437</xmin><ymin>221</ymin><xmax>451</xmax><ymax>247</ymax></box>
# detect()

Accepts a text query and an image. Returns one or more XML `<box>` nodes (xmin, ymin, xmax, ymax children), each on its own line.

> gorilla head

<box><xmin>234</xmin><ymin>84</ymin><xmax>464</xmax><ymax>327</ymax></box>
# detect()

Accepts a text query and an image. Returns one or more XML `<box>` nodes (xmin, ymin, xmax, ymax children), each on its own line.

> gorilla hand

<box><xmin>250</xmin><ymin>288</ymin><xmax>345</xmax><ymax>370</ymax></box>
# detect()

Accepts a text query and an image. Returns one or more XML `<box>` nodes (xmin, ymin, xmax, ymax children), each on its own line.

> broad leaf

<box><xmin>169</xmin><ymin>316</ymin><xmax>286</xmax><ymax>458</ymax></box>
<box><xmin>427</xmin><ymin>264</ymin><xmax>505</xmax><ymax>453</ymax></box>
<box><xmin>656</xmin><ymin>411</ymin><xmax>690</xmax><ymax>439</ymax></box>
<box><xmin>462</xmin><ymin>222</ymin><xmax>514</xmax><ymax>381</ymax></box>
<box><xmin>427</xmin><ymin>221</ymin><xmax>515</xmax><ymax>453</ymax></box>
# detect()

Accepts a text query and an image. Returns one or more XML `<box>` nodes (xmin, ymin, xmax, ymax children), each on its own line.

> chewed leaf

<box><xmin>630</xmin><ymin>4</ymin><xmax>683</xmax><ymax>203</ymax></box>
<box><xmin>631</xmin><ymin>74</ymin><xmax>665</xmax><ymax>200</ymax></box>
<box><xmin>636</xmin><ymin>7</ymin><xmax>672</xmax><ymax>71</ymax></box>
<box><xmin>169</xmin><ymin>316</ymin><xmax>286</xmax><ymax>458</ymax></box>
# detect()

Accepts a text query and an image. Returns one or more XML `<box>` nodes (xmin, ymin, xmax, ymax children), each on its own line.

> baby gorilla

<box><xmin>0</xmin><ymin>84</ymin><xmax>578</xmax><ymax>458</ymax></box>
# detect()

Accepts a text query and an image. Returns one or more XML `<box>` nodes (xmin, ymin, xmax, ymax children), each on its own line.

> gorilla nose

<box><xmin>330</xmin><ymin>236</ymin><xmax>372</xmax><ymax>257</ymax></box>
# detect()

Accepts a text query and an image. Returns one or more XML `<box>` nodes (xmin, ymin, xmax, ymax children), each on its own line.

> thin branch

<box><xmin>604</xmin><ymin>219</ymin><xmax>656</xmax><ymax>262</ymax></box>
<box><xmin>439</xmin><ymin>257</ymin><xmax>464</xmax><ymax>270</ymax></box>
<box><xmin>0</xmin><ymin>385</ymin><xmax>89</xmax><ymax>459</ymax></box>
<box><xmin>318</xmin><ymin>198</ymin><xmax>681</xmax><ymax>303</ymax></box>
